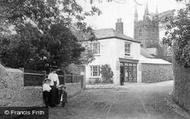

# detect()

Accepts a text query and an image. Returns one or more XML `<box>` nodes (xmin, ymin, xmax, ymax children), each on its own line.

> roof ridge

<box><xmin>93</xmin><ymin>28</ymin><xmax>140</xmax><ymax>43</ymax></box>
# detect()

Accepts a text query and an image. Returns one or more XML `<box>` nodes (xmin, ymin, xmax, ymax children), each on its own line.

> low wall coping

<box><xmin>141</xmin><ymin>63</ymin><xmax>172</xmax><ymax>65</ymax></box>
<box><xmin>65</xmin><ymin>82</ymin><xmax>81</xmax><ymax>86</ymax></box>
<box><xmin>6</xmin><ymin>68</ymin><xmax>23</xmax><ymax>73</ymax></box>
<box><xmin>24</xmin><ymin>86</ymin><xmax>42</xmax><ymax>89</ymax></box>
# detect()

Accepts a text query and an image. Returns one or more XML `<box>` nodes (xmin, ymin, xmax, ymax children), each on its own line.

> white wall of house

<box><xmin>114</xmin><ymin>39</ymin><xmax>141</xmax><ymax>84</ymax></box>
<box><xmin>85</xmin><ymin>38</ymin><xmax>118</xmax><ymax>84</ymax></box>
<box><xmin>85</xmin><ymin>38</ymin><xmax>141</xmax><ymax>85</ymax></box>
<box><xmin>114</xmin><ymin>39</ymin><xmax>141</xmax><ymax>59</ymax></box>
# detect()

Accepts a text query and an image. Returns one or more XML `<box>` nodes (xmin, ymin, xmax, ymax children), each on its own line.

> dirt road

<box><xmin>49</xmin><ymin>81</ymin><xmax>186</xmax><ymax>119</ymax></box>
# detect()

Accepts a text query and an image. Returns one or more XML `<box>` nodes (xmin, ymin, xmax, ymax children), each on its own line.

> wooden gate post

<box><xmin>81</xmin><ymin>75</ymin><xmax>83</xmax><ymax>89</ymax></box>
<box><xmin>80</xmin><ymin>66</ymin><xmax>86</xmax><ymax>89</ymax></box>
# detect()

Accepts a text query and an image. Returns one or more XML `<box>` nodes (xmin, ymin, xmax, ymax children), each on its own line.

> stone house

<box><xmin>83</xmin><ymin>19</ymin><xmax>173</xmax><ymax>85</ymax></box>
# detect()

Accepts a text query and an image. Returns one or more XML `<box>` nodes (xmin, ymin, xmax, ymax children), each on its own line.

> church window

<box><xmin>139</xmin><ymin>29</ymin><xmax>142</xmax><ymax>36</ymax></box>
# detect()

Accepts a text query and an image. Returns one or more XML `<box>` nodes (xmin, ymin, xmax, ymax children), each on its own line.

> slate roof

<box><xmin>140</xmin><ymin>48</ymin><xmax>171</xmax><ymax>64</ymax></box>
<box><xmin>94</xmin><ymin>28</ymin><xmax>140</xmax><ymax>43</ymax></box>
<box><xmin>140</xmin><ymin>55</ymin><xmax>171</xmax><ymax>64</ymax></box>
<box><xmin>140</xmin><ymin>48</ymin><xmax>155</xmax><ymax>58</ymax></box>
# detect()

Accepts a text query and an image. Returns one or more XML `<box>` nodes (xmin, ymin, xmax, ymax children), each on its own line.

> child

<box><xmin>42</xmin><ymin>78</ymin><xmax>51</xmax><ymax>107</ymax></box>
<box><xmin>58</xmin><ymin>85</ymin><xmax>68</xmax><ymax>105</ymax></box>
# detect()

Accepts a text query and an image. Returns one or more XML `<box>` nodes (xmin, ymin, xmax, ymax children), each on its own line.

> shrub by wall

<box><xmin>100</xmin><ymin>64</ymin><xmax>113</xmax><ymax>84</ymax></box>
<box><xmin>141</xmin><ymin>63</ymin><xmax>173</xmax><ymax>83</ymax></box>
<box><xmin>88</xmin><ymin>78</ymin><xmax>101</xmax><ymax>84</ymax></box>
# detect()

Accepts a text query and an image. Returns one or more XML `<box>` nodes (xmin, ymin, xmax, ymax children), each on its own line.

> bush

<box><xmin>94</xmin><ymin>78</ymin><xmax>101</xmax><ymax>84</ymax></box>
<box><xmin>100</xmin><ymin>64</ymin><xmax>113</xmax><ymax>84</ymax></box>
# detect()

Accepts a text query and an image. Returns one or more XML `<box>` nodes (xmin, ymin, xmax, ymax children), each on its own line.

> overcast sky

<box><xmin>78</xmin><ymin>0</ymin><xmax>185</xmax><ymax>39</ymax></box>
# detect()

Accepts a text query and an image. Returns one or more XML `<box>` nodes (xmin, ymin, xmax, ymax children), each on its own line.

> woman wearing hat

<box><xmin>48</xmin><ymin>69</ymin><xmax>60</xmax><ymax>107</ymax></box>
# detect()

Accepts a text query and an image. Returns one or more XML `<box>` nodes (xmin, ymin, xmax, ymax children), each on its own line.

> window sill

<box><xmin>89</xmin><ymin>76</ymin><xmax>101</xmax><ymax>78</ymax></box>
<box><xmin>124</xmin><ymin>55</ymin><xmax>133</xmax><ymax>59</ymax></box>
<box><xmin>125</xmin><ymin>54</ymin><xmax>131</xmax><ymax>57</ymax></box>
<box><xmin>125</xmin><ymin>53</ymin><xmax>130</xmax><ymax>56</ymax></box>
<box><xmin>94</xmin><ymin>54</ymin><xmax>101</xmax><ymax>56</ymax></box>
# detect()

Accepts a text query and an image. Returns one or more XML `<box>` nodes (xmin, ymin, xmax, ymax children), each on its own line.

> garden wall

<box><xmin>172</xmin><ymin>58</ymin><xmax>190</xmax><ymax>112</ymax></box>
<box><xmin>0</xmin><ymin>64</ymin><xmax>83</xmax><ymax>107</ymax></box>
<box><xmin>141</xmin><ymin>63</ymin><xmax>173</xmax><ymax>83</ymax></box>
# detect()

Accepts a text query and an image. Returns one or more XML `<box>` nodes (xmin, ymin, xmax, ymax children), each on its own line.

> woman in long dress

<box><xmin>48</xmin><ymin>70</ymin><xmax>60</xmax><ymax>107</ymax></box>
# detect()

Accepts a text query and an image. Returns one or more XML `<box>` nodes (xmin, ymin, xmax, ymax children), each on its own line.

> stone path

<box><xmin>49</xmin><ymin>81</ymin><xmax>188</xmax><ymax>119</ymax></box>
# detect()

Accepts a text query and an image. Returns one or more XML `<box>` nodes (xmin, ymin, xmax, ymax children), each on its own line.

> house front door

<box><xmin>120</xmin><ymin>58</ymin><xmax>138</xmax><ymax>83</ymax></box>
<box><xmin>120</xmin><ymin>62</ymin><xmax>137</xmax><ymax>83</ymax></box>
<box><xmin>124</xmin><ymin>63</ymin><xmax>137</xmax><ymax>82</ymax></box>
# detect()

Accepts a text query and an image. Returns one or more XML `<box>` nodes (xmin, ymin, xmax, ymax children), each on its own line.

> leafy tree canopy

<box><xmin>163</xmin><ymin>1</ymin><xmax>190</xmax><ymax>67</ymax></box>
<box><xmin>0</xmin><ymin>0</ymin><xmax>101</xmax><ymax>71</ymax></box>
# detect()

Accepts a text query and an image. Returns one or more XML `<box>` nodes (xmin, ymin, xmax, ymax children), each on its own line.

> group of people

<box><xmin>42</xmin><ymin>69</ymin><xmax>67</xmax><ymax>107</ymax></box>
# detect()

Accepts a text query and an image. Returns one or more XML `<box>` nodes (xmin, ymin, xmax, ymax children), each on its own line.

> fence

<box><xmin>24</xmin><ymin>71</ymin><xmax>83</xmax><ymax>86</ymax></box>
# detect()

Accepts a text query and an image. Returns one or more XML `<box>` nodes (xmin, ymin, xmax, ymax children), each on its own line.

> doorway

<box><xmin>120</xmin><ymin>62</ymin><xmax>137</xmax><ymax>83</ymax></box>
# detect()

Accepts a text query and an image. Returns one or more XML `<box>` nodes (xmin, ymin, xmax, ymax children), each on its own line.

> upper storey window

<box><xmin>91</xmin><ymin>42</ymin><xmax>100</xmax><ymax>55</ymax></box>
<box><xmin>125</xmin><ymin>42</ymin><xmax>131</xmax><ymax>56</ymax></box>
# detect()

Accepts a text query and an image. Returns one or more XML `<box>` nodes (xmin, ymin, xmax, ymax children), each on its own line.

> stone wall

<box><xmin>12</xmin><ymin>82</ymin><xmax>82</xmax><ymax>107</ymax></box>
<box><xmin>0</xmin><ymin>65</ymin><xmax>26</xmax><ymax>106</ymax></box>
<box><xmin>0</xmin><ymin>64</ymin><xmax>83</xmax><ymax>107</ymax></box>
<box><xmin>13</xmin><ymin>82</ymin><xmax>82</xmax><ymax>107</ymax></box>
<box><xmin>141</xmin><ymin>63</ymin><xmax>173</xmax><ymax>83</ymax></box>
<box><xmin>172</xmin><ymin>58</ymin><xmax>190</xmax><ymax>112</ymax></box>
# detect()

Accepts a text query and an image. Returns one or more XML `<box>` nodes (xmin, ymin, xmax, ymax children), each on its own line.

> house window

<box><xmin>91</xmin><ymin>42</ymin><xmax>100</xmax><ymax>54</ymax></box>
<box><xmin>125</xmin><ymin>42</ymin><xmax>131</xmax><ymax>56</ymax></box>
<box><xmin>90</xmin><ymin>65</ymin><xmax>100</xmax><ymax>77</ymax></box>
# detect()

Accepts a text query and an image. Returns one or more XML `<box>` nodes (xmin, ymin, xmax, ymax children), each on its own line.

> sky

<box><xmin>78</xmin><ymin>0</ymin><xmax>185</xmax><ymax>39</ymax></box>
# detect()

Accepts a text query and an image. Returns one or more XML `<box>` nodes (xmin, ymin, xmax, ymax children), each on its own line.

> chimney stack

<box><xmin>115</xmin><ymin>18</ymin><xmax>123</xmax><ymax>34</ymax></box>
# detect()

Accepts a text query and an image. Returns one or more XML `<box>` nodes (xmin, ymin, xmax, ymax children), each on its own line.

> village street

<box><xmin>49</xmin><ymin>81</ymin><xmax>187</xmax><ymax>119</ymax></box>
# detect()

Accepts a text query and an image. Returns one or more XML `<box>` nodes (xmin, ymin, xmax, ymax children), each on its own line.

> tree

<box><xmin>162</xmin><ymin>1</ymin><xmax>190</xmax><ymax>111</ymax></box>
<box><xmin>100</xmin><ymin>64</ymin><xmax>113</xmax><ymax>83</ymax></box>
<box><xmin>0</xmin><ymin>0</ymin><xmax>101</xmax><ymax>71</ymax></box>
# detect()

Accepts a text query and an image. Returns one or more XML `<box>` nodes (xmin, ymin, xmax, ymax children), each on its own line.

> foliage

<box><xmin>94</xmin><ymin>78</ymin><xmax>102</xmax><ymax>84</ymax></box>
<box><xmin>100</xmin><ymin>64</ymin><xmax>113</xmax><ymax>84</ymax></box>
<box><xmin>65</xmin><ymin>63</ymin><xmax>80</xmax><ymax>74</ymax></box>
<box><xmin>79</xmin><ymin>42</ymin><xmax>95</xmax><ymax>64</ymax></box>
<box><xmin>88</xmin><ymin>78</ymin><xmax>101</xmax><ymax>84</ymax></box>
<box><xmin>0</xmin><ymin>0</ymin><xmax>101</xmax><ymax>70</ymax></box>
<box><xmin>162</xmin><ymin>3</ymin><xmax>190</xmax><ymax>67</ymax></box>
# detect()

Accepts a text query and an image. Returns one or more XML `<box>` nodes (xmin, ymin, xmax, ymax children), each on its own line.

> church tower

<box><xmin>134</xmin><ymin>0</ymin><xmax>159</xmax><ymax>49</ymax></box>
<box><xmin>134</xmin><ymin>1</ymin><xmax>174</xmax><ymax>61</ymax></box>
